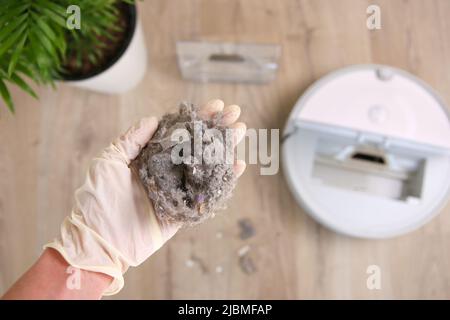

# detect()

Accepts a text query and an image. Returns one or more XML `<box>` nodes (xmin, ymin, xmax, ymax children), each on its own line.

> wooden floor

<box><xmin>2</xmin><ymin>0</ymin><xmax>450</xmax><ymax>299</ymax></box>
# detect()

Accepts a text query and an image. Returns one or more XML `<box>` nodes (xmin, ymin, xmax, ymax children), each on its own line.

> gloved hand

<box><xmin>44</xmin><ymin>100</ymin><xmax>246</xmax><ymax>295</ymax></box>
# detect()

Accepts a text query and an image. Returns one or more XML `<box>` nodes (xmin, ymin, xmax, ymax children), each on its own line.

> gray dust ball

<box><xmin>131</xmin><ymin>102</ymin><xmax>237</xmax><ymax>226</ymax></box>
<box><xmin>239</xmin><ymin>254</ymin><xmax>257</xmax><ymax>275</ymax></box>
<box><xmin>238</xmin><ymin>218</ymin><xmax>255</xmax><ymax>240</ymax></box>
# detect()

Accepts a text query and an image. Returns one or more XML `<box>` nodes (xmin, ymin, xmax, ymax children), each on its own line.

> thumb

<box><xmin>112</xmin><ymin>117</ymin><xmax>159</xmax><ymax>163</ymax></box>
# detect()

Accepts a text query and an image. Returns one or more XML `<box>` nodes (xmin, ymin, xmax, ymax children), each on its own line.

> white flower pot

<box><xmin>63</xmin><ymin>4</ymin><xmax>147</xmax><ymax>94</ymax></box>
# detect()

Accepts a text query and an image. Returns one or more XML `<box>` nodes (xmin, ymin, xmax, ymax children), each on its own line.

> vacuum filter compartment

<box><xmin>311</xmin><ymin>134</ymin><xmax>425</xmax><ymax>202</ymax></box>
<box><xmin>282</xmin><ymin>65</ymin><xmax>450</xmax><ymax>238</ymax></box>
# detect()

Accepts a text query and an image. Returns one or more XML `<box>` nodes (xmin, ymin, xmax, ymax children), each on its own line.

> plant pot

<box><xmin>62</xmin><ymin>4</ymin><xmax>147</xmax><ymax>94</ymax></box>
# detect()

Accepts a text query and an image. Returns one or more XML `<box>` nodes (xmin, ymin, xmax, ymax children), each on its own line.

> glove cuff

<box><xmin>44</xmin><ymin>215</ymin><xmax>128</xmax><ymax>296</ymax></box>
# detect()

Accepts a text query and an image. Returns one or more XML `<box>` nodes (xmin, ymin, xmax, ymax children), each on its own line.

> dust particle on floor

<box><xmin>238</xmin><ymin>218</ymin><xmax>255</xmax><ymax>240</ymax></box>
<box><xmin>185</xmin><ymin>259</ymin><xmax>195</xmax><ymax>268</ymax></box>
<box><xmin>239</xmin><ymin>254</ymin><xmax>257</xmax><ymax>275</ymax></box>
<box><xmin>215</xmin><ymin>265</ymin><xmax>224</xmax><ymax>273</ymax></box>
<box><xmin>238</xmin><ymin>245</ymin><xmax>251</xmax><ymax>257</ymax></box>
<box><xmin>189</xmin><ymin>254</ymin><xmax>209</xmax><ymax>274</ymax></box>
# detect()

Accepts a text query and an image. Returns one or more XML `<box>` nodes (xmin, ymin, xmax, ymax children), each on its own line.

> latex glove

<box><xmin>45</xmin><ymin>100</ymin><xmax>246</xmax><ymax>296</ymax></box>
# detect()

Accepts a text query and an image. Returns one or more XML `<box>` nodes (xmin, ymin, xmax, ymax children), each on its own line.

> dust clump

<box><xmin>238</xmin><ymin>218</ymin><xmax>255</xmax><ymax>240</ymax></box>
<box><xmin>239</xmin><ymin>254</ymin><xmax>257</xmax><ymax>274</ymax></box>
<box><xmin>132</xmin><ymin>102</ymin><xmax>237</xmax><ymax>226</ymax></box>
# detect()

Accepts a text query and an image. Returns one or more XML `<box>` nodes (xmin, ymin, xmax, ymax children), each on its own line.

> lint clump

<box><xmin>131</xmin><ymin>102</ymin><xmax>237</xmax><ymax>226</ymax></box>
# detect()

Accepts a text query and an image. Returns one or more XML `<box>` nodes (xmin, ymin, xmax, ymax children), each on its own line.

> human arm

<box><xmin>2</xmin><ymin>248</ymin><xmax>111</xmax><ymax>300</ymax></box>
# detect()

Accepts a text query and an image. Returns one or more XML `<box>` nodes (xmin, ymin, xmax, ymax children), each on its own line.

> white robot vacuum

<box><xmin>282</xmin><ymin>65</ymin><xmax>450</xmax><ymax>238</ymax></box>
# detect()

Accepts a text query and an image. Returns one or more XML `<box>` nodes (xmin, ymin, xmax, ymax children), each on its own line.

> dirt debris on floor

<box><xmin>238</xmin><ymin>218</ymin><xmax>255</xmax><ymax>240</ymax></box>
<box><xmin>239</xmin><ymin>252</ymin><xmax>257</xmax><ymax>275</ymax></box>
<box><xmin>185</xmin><ymin>254</ymin><xmax>209</xmax><ymax>274</ymax></box>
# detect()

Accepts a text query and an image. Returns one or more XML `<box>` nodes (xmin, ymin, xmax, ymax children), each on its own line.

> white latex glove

<box><xmin>45</xmin><ymin>100</ymin><xmax>246</xmax><ymax>295</ymax></box>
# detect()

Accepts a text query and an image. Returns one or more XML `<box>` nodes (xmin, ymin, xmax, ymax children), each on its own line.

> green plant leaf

<box><xmin>0</xmin><ymin>12</ymin><xmax>28</xmax><ymax>44</ymax></box>
<box><xmin>0</xmin><ymin>22</ymin><xmax>27</xmax><ymax>58</ymax></box>
<box><xmin>37</xmin><ymin>7</ymin><xmax>67</xmax><ymax>28</ymax></box>
<box><xmin>15</xmin><ymin>62</ymin><xmax>38</xmax><ymax>83</ymax></box>
<box><xmin>35</xmin><ymin>0</ymin><xmax>67</xmax><ymax>17</ymax></box>
<box><xmin>29</xmin><ymin>28</ymin><xmax>59</xmax><ymax>66</ymax></box>
<box><xmin>10</xmin><ymin>73</ymin><xmax>38</xmax><ymax>99</ymax></box>
<box><xmin>26</xmin><ymin>31</ymin><xmax>54</xmax><ymax>82</ymax></box>
<box><xmin>8</xmin><ymin>32</ymin><xmax>28</xmax><ymax>77</ymax></box>
<box><xmin>0</xmin><ymin>3</ymin><xmax>30</xmax><ymax>28</ymax></box>
<box><xmin>31</xmin><ymin>12</ymin><xmax>65</xmax><ymax>57</ymax></box>
<box><xmin>0</xmin><ymin>78</ymin><xmax>14</xmax><ymax>113</ymax></box>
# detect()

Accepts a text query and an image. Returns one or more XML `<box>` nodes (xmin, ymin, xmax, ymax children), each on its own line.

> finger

<box><xmin>230</xmin><ymin>122</ymin><xmax>247</xmax><ymax>146</ymax></box>
<box><xmin>113</xmin><ymin>117</ymin><xmax>159</xmax><ymax>163</ymax></box>
<box><xmin>234</xmin><ymin>159</ymin><xmax>246</xmax><ymax>178</ymax></box>
<box><xmin>198</xmin><ymin>99</ymin><xmax>224</xmax><ymax>120</ymax></box>
<box><xmin>220</xmin><ymin>104</ymin><xmax>241</xmax><ymax>126</ymax></box>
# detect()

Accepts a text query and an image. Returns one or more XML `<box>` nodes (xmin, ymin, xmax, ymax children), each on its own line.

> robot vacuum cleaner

<box><xmin>282</xmin><ymin>65</ymin><xmax>450</xmax><ymax>238</ymax></box>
